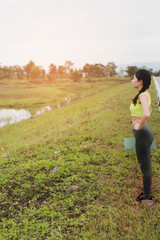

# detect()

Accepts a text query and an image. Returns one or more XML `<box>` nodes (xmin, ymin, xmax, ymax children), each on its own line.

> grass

<box><xmin>0</xmin><ymin>77</ymin><xmax>160</xmax><ymax>239</ymax></box>
<box><xmin>0</xmin><ymin>77</ymin><xmax>129</xmax><ymax>113</ymax></box>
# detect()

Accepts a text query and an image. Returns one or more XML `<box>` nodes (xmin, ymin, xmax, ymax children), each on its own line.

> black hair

<box><xmin>132</xmin><ymin>69</ymin><xmax>151</xmax><ymax>105</ymax></box>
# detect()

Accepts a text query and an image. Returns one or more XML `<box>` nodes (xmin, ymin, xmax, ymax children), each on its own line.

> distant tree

<box><xmin>49</xmin><ymin>64</ymin><xmax>57</xmax><ymax>76</ymax></box>
<box><xmin>30</xmin><ymin>66</ymin><xmax>41</xmax><ymax>80</ymax></box>
<box><xmin>70</xmin><ymin>69</ymin><xmax>83</xmax><ymax>82</ymax></box>
<box><xmin>149</xmin><ymin>69</ymin><xmax>154</xmax><ymax>75</ymax></box>
<box><xmin>58</xmin><ymin>65</ymin><xmax>66</xmax><ymax>74</ymax></box>
<box><xmin>93</xmin><ymin>64</ymin><xmax>105</xmax><ymax>77</ymax></box>
<box><xmin>57</xmin><ymin>65</ymin><xmax>67</xmax><ymax>78</ymax></box>
<box><xmin>65</xmin><ymin>60</ymin><xmax>74</xmax><ymax>75</ymax></box>
<box><xmin>125</xmin><ymin>66</ymin><xmax>139</xmax><ymax>77</ymax></box>
<box><xmin>23</xmin><ymin>60</ymin><xmax>35</xmax><ymax>79</ymax></box>
<box><xmin>2</xmin><ymin>66</ymin><xmax>9</xmax><ymax>78</ymax></box>
<box><xmin>0</xmin><ymin>65</ymin><xmax>4</xmax><ymax>79</ymax></box>
<box><xmin>47</xmin><ymin>73</ymin><xmax>53</xmax><ymax>82</ymax></box>
<box><xmin>105</xmin><ymin>65</ymin><xmax>110</xmax><ymax>77</ymax></box>
<box><xmin>83</xmin><ymin>63</ymin><xmax>105</xmax><ymax>78</ymax></box>
<box><xmin>46</xmin><ymin>64</ymin><xmax>56</xmax><ymax>82</ymax></box>
<box><xmin>40</xmin><ymin>68</ymin><xmax>46</xmax><ymax>80</ymax></box>
<box><xmin>6</xmin><ymin>66</ymin><xmax>14</xmax><ymax>78</ymax></box>
<box><xmin>153</xmin><ymin>70</ymin><xmax>160</xmax><ymax>76</ymax></box>
<box><xmin>0</xmin><ymin>64</ymin><xmax>4</xmax><ymax>79</ymax></box>
<box><xmin>105</xmin><ymin>62</ymin><xmax>117</xmax><ymax>77</ymax></box>
<box><xmin>0</xmin><ymin>65</ymin><xmax>24</xmax><ymax>79</ymax></box>
<box><xmin>83</xmin><ymin>64</ymin><xmax>90</xmax><ymax>77</ymax></box>
<box><xmin>14</xmin><ymin>65</ymin><xmax>24</xmax><ymax>79</ymax></box>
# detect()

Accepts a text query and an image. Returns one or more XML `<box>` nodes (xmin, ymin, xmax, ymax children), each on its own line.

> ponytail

<box><xmin>132</xmin><ymin>87</ymin><xmax>146</xmax><ymax>105</ymax></box>
<box><xmin>132</xmin><ymin>69</ymin><xmax>151</xmax><ymax>105</ymax></box>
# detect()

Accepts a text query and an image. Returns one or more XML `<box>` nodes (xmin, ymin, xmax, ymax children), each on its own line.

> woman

<box><xmin>130</xmin><ymin>69</ymin><xmax>154</xmax><ymax>206</ymax></box>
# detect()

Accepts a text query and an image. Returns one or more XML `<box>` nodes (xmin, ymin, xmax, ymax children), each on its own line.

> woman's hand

<box><xmin>133</xmin><ymin>122</ymin><xmax>141</xmax><ymax>130</ymax></box>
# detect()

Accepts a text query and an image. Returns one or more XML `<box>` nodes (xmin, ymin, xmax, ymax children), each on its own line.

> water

<box><xmin>0</xmin><ymin>96</ymin><xmax>72</xmax><ymax>128</ymax></box>
<box><xmin>0</xmin><ymin>109</ymin><xmax>32</xmax><ymax>128</ymax></box>
<box><xmin>35</xmin><ymin>106</ymin><xmax>51</xmax><ymax>116</ymax></box>
<box><xmin>0</xmin><ymin>106</ymin><xmax>52</xmax><ymax>128</ymax></box>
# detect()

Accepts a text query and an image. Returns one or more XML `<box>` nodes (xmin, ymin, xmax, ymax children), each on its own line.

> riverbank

<box><xmin>0</xmin><ymin>77</ymin><xmax>159</xmax><ymax>239</ymax></box>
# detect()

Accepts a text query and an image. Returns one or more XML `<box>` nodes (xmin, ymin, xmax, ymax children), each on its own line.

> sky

<box><xmin>1</xmin><ymin>0</ymin><xmax>160</xmax><ymax>71</ymax></box>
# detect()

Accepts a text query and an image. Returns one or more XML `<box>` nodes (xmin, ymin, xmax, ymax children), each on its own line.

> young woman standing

<box><xmin>130</xmin><ymin>69</ymin><xmax>154</xmax><ymax>206</ymax></box>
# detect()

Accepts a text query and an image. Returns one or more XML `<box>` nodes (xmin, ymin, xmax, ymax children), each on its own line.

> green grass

<box><xmin>0</xmin><ymin>77</ymin><xmax>160</xmax><ymax>239</ymax></box>
<box><xmin>0</xmin><ymin>77</ymin><xmax>129</xmax><ymax>113</ymax></box>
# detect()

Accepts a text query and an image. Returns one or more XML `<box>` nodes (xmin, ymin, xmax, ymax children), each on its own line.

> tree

<box><xmin>57</xmin><ymin>65</ymin><xmax>67</xmax><ymax>78</ymax></box>
<box><xmin>14</xmin><ymin>65</ymin><xmax>24</xmax><ymax>79</ymax></box>
<box><xmin>94</xmin><ymin>64</ymin><xmax>105</xmax><ymax>77</ymax></box>
<box><xmin>65</xmin><ymin>60</ymin><xmax>74</xmax><ymax>75</ymax></box>
<box><xmin>0</xmin><ymin>66</ymin><xmax>7</xmax><ymax>78</ymax></box>
<box><xmin>58</xmin><ymin>65</ymin><xmax>66</xmax><ymax>74</ymax></box>
<box><xmin>0</xmin><ymin>65</ymin><xmax>24</xmax><ymax>79</ymax></box>
<box><xmin>153</xmin><ymin>70</ymin><xmax>160</xmax><ymax>76</ymax></box>
<box><xmin>149</xmin><ymin>69</ymin><xmax>154</xmax><ymax>75</ymax></box>
<box><xmin>41</xmin><ymin>69</ymin><xmax>46</xmax><ymax>79</ymax></box>
<box><xmin>105</xmin><ymin>62</ymin><xmax>117</xmax><ymax>77</ymax></box>
<box><xmin>30</xmin><ymin>66</ymin><xmax>41</xmax><ymax>80</ymax></box>
<box><xmin>82</xmin><ymin>63</ymin><xmax>105</xmax><ymax>78</ymax></box>
<box><xmin>49</xmin><ymin>64</ymin><xmax>57</xmax><ymax>76</ymax></box>
<box><xmin>70</xmin><ymin>69</ymin><xmax>83</xmax><ymax>82</ymax></box>
<box><xmin>125</xmin><ymin>66</ymin><xmax>139</xmax><ymax>77</ymax></box>
<box><xmin>4</xmin><ymin>66</ymin><xmax>13</xmax><ymax>78</ymax></box>
<box><xmin>0</xmin><ymin>65</ymin><xmax>4</xmax><ymax>79</ymax></box>
<box><xmin>47</xmin><ymin>64</ymin><xmax>57</xmax><ymax>82</ymax></box>
<box><xmin>23</xmin><ymin>60</ymin><xmax>35</xmax><ymax>79</ymax></box>
<box><xmin>83</xmin><ymin>64</ymin><xmax>91</xmax><ymax>77</ymax></box>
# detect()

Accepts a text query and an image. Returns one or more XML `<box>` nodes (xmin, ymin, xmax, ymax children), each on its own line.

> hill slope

<box><xmin>0</xmin><ymin>79</ymin><xmax>160</xmax><ymax>239</ymax></box>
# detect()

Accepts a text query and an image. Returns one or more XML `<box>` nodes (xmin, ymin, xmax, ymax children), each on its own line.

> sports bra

<box><xmin>130</xmin><ymin>91</ymin><xmax>151</xmax><ymax>117</ymax></box>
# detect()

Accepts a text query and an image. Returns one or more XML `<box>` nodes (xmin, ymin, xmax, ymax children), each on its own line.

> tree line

<box><xmin>0</xmin><ymin>60</ymin><xmax>117</xmax><ymax>82</ymax></box>
<box><xmin>0</xmin><ymin>61</ymin><xmax>159</xmax><ymax>82</ymax></box>
<box><xmin>125</xmin><ymin>66</ymin><xmax>160</xmax><ymax>77</ymax></box>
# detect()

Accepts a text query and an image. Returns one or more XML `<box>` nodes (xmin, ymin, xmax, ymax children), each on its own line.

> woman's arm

<box><xmin>136</xmin><ymin>93</ymin><xmax>151</xmax><ymax>130</ymax></box>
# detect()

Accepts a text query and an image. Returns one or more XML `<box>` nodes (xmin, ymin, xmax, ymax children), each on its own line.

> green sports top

<box><xmin>130</xmin><ymin>91</ymin><xmax>151</xmax><ymax>117</ymax></box>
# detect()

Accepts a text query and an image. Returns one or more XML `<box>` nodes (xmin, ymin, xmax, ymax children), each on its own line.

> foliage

<box><xmin>105</xmin><ymin>62</ymin><xmax>117</xmax><ymax>77</ymax></box>
<box><xmin>125</xmin><ymin>66</ymin><xmax>139</xmax><ymax>77</ymax></box>
<box><xmin>30</xmin><ymin>66</ymin><xmax>42</xmax><ymax>80</ymax></box>
<box><xmin>49</xmin><ymin>64</ymin><xmax>57</xmax><ymax>76</ymax></box>
<box><xmin>1</xmin><ymin>61</ymin><xmax>160</xmax><ymax>82</ymax></box>
<box><xmin>153</xmin><ymin>70</ymin><xmax>160</xmax><ymax>76</ymax></box>
<box><xmin>23</xmin><ymin>60</ymin><xmax>35</xmax><ymax>79</ymax></box>
<box><xmin>57</xmin><ymin>65</ymin><xmax>67</xmax><ymax>77</ymax></box>
<box><xmin>83</xmin><ymin>62</ymin><xmax>117</xmax><ymax>78</ymax></box>
<box><xmin>70</xmin><ymin>69</ymin><xmax>83</xmax><ymax>82</ymax></box>
<box><xmin>0</xmin><ymin>65</ymin><xmax>24</xmax><ymax>80</ymax></box>
<box><xmin>65</xmin><ymin>60</ymin><xmax>74</xmax><ymax>75</ymax></box>
<box><xmin>83</xmin><ymin>63</ymin><xmax>106</xmax><ymax>78</ymax></box>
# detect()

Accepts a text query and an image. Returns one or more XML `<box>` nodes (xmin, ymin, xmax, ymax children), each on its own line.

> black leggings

<box><xmin>132</xmin><ymin>123</ymin><xmax>154</xmax><ymax>199</ymax></box>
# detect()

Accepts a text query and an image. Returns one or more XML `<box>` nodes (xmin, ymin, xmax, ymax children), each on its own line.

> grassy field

<box><xmin>0</xmin><ymin>77</ymin><xmax>127</xmax><ymax>113</ymax></box>
<box><xmin>0</xmin><ymin>77</ymin><xmax>160</xmax><ymax>239</ymax></box>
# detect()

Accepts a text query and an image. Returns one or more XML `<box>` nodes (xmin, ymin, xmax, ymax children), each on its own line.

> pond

<box><xmin>0</xmin><ymin>109</ymin><xmax>32</xmax><ymax>128</ymax></box>
<box><xmin>0</xmin><ymin>97</ymin><xmax>72</xmax><ymax>128</ymax></box>
<box><xmin>0</xmin><ymin>106</ymin><xmax>52</xmax><ymax>128</ymax></box>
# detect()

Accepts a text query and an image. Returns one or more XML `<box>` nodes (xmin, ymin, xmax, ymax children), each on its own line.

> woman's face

<box><xmin>131</xmin><ymin>75</ymin><xmax>143</xmax><ymax>89</ymax></box>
